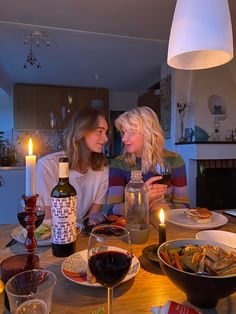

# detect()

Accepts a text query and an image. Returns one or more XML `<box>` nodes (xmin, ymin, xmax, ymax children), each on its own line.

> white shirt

<box><xmin>36</xmin><ymin>151</ymin><xmax>108</xmax><ymax>221</ymax></box>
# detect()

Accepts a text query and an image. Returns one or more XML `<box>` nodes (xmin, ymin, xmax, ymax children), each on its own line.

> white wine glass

<box><xmin>155</xmin><ymin>161</ymin><xmax>172</xmax><ymax>204</ymax></box>
<box><xmin>17</xmin><ymin>195</ymin><xmax>45</xmax><ymax>230</ymax></box>
<box><xmin>88</xmin><ymin>225</ymin><xmax>132</xmax><ymax>314</ymax></box>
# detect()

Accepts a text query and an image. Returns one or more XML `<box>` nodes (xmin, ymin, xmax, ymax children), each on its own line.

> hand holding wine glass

<box><xmin>155</xmin><ymin>161</ymin><xmax>172</xmax><ymax>204</ymax></box>
<box><xmin>88</xmin><ymin>225</ymin><xmax>132</xmax><ymax>314</ymax></box>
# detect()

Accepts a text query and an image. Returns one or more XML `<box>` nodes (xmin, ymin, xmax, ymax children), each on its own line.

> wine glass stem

<box><xmin>107</xmin><ymin>287</ymin><xmax>113</xmax><ymax>314</ymax></box>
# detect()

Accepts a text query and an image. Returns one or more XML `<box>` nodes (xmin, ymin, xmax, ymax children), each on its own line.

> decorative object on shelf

<box><xmin>0</xmin><ymin>129</ymin><xmax>17</xmax><ymax>166</ymax></box>
<box><xmin>194</xmin><ymin>125</ymin><xmax>209</xmax><ymax>142</ymax></box>
<box><xmin>67</xmin><ymin>95</ymin><xmax>73</xmax><ymax>113</ymax></box>
<box><xmin>177</xmin><ymin>93</ymin><xmax>192</xmax><ymax>142</ymax></box>
<box><xmin>184</xmin><ymin>127</ymin><xmax>194</xmax><ymax>142</ymax></box>
<box><xmin>167</xmin><ymin>0</ymin><xmax>233</xmax><ymax>70</ymax></box>
<box><xmin>23</xmin><ymin>30</ymin><xmax>51</xmax><ymax>69</ymax></box>
<box><xmin>208</xmin><ymin>94</ymin><xmax>227</xmax><ymax>141</ymax></box>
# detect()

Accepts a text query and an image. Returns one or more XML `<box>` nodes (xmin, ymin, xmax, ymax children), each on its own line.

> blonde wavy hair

<box><xmin>64</xmin><ymin>107</ymin><xmax>108</xmax><ymax>171</ymax></box>
<box><xmin>115</xmin><ymin>106</ymin><xmax>164</xmax><ymax>173</ymax></box>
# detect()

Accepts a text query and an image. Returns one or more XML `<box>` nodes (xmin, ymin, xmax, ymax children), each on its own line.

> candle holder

<box><xmin>22</xmin><ymin>194</ymin><xmax>39</xmax><ymax>269</ymax></box>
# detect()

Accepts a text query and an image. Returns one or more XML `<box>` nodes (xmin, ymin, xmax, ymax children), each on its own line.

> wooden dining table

<box><xmin>0</xmin><ymin>210</ymin><xmax>236</xmax><ymax>314</ymax></box>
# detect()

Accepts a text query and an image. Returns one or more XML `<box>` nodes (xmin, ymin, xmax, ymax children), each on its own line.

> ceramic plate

<box><xmin>142</xmin><ymin>244</ymin><xmax>159</xmax><ymax>262</ymax></box>
<box><xmin>196</xmin><ymin>230</ymin><xmax>236</xmax><ymax>249</ymax></box>
<box><xmin>61</xmin><ymin>249</ymin><xmax>140</xmax><ymax>288</ymax></box>
<box><xmin>166</xmin><ymin>209</ymin><xmax>228</xmax><ymax>229</ymax></box>
<box><xmin>11</xmin><ymin>221</ymin><xmax>81</xmax><ymax>247</ymax></box>
<box><xmin>11</xmin><ymin>225</ymin><xmax>51</xmax><ymax>246</ymax></box>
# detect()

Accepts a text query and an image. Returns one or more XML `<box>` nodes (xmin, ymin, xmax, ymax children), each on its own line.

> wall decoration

<box><xmin>160</xmin><ymin>75</ymin><xmax>171</xmax><ymax>138</ymax></box>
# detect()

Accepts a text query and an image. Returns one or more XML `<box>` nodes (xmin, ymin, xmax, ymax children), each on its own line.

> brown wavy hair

<box><xmin>64</xmin><ymin>107</ymin><xmax>108</xmax><ymax>171</ymax></box>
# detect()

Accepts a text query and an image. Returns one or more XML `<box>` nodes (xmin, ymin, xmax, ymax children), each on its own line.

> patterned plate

<box><xmin>61</xmin><ymin>249</ymin><xmax>140</xmax><ymax>287</ymax></box>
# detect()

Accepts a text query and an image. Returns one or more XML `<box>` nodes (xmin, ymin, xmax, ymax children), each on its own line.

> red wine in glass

<box><xmin>155</xmin><ymin>162</ymin><xmax>172</xmax><ymax>203</ymax></box>
<box><xmin>89</xmin><ymin>250</ymin><xmax>131</xmax><ymax>287</ymax></box>
<box><xmin>157</xmin><ymin>173</ymin><xmax>171</xmax><ymax>184</ymax></box>
<box><xmin>17</xmin><ymin>211</ymin><xmax>45</xmax><ymax>229</ymax></box>
<box><xmin>88</xmin><ymin>225</ymin><xmax>132</xmax><ymax>314</ymax></box>
<box><xmin>17</xmin><ymin>196</ymin><xmax>45</xmax><ymax>229</ymax></box>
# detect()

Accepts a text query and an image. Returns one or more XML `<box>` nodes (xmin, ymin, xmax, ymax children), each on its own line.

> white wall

<box><xmin>0</xmin><ymin>91</ymin><xmax>13</xmax><ymax>135</ymax></box>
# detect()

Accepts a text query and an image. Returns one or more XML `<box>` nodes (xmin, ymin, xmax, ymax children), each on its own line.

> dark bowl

<box><xmin>157</xmin><ymin>239</ymin><xmax>236</xmax><ymax>309</ymax></box>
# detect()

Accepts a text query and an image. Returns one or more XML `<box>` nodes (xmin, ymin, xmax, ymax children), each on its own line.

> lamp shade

<box><xmin>167</xmin><ymin>0</ymin><xmax>233</xmax><ymax>70</ymax></box>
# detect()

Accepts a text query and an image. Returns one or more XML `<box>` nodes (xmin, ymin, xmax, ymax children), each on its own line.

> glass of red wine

<box><xmin>155</xmin><ymin>161</ymin><xmax>172</xmax><ymax>204</ymax></box>
<box><xmin>88</xmin><ymin>225</ymin><xmax>132</xmax><ymax>314</ymax></box>
<box><xmin>17</xmin><ymin>196</ymin><xmax>45</xmax><ymax>229</ymax></box>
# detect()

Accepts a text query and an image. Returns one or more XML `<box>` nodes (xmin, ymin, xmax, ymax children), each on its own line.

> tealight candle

<box><xmin>159</xmin><ymin>208</ymin><xmax>166</xmax><ymax>245</ymax></box>
<box><xmin>25</xmin><ymin>138</ymin><xmax>36</xmax><ymax>197</ymax></box>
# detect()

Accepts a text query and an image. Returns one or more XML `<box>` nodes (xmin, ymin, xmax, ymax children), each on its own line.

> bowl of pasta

<box><xmin>157</xmin><ymin>238</ymin><xmax>236</xmax><ymax>309</ymax></box>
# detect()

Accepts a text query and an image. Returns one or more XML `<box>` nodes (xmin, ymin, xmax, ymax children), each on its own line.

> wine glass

<box><xmin>155</xmin><ymin>161</ymin><xmax>172</xmax><ymax>204</ymax></box>
<box><xmin>88</xmin><ymin>225</ymin><xmax>132</xmax><ymax>314</ymax></box>
<box><xmin>17</xmin><ymin>195</ymin><xmax>45</xmax><ymax>229</ymax></box>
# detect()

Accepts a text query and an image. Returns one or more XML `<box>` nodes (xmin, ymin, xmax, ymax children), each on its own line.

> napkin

<box><xmin>150</xmin><ymin>301</ymin><xmax>202</xmax><ymax>314</ymax></box>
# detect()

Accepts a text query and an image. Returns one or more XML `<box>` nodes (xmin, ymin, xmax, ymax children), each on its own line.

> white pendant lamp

<box><xmin>167</xmin><ymin>0</ymin><xmax>234</xmax><ymax>70</ymax></box>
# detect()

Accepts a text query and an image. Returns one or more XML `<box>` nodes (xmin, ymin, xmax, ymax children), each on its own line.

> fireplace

<box><xmin>196</xmin><ymin>159</ymin><xmax>236</xmax><ymax>210</ymax></box>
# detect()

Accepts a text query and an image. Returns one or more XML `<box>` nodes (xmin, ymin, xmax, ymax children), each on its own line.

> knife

<box><xmin>5</xmin><ymin>238</ymin><xmax>18</xmax><ymax>247</ymax></box>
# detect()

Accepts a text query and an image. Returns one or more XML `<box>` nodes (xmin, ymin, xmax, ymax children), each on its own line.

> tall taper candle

<box><xmin>25</xmin><ymin>138</ymin><xmax>36</xmax><ymax>197</ymax></box>
<box><xmin>159</xmin><ymin>208</ymin><xmax>166</xmax><ymax>245</ymax></box>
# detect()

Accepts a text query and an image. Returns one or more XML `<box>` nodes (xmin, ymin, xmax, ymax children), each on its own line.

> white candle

<box><xmin>25</xmin><ymin>138</ymin><xmax>36</xmax><ymax>197</ymax></box>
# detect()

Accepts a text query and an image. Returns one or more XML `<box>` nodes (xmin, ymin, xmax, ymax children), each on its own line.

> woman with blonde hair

<box><xmin>36</xmin><ymin>107</ymin><xmax>109</xmax><ymax>223</ymax></box>
<box><xmin>106</xmin><ymin>106</ymin><xmax>189</xmax><ymax>215</ymax></box>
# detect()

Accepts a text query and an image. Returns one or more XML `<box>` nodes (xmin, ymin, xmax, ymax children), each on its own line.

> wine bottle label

<box><xmin>51</xmin><ymin>196</ymin><xmax>77</xmax><ymax>244</ymax></box>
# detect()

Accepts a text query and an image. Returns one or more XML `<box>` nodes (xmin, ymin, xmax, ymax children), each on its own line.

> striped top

<box><xmin>106</xmin><ymin>150</ymin><xmax>189</xmax><ymax>215</ymax></box>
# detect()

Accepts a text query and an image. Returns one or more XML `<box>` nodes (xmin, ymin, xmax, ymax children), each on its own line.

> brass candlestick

<box><xmin>22</xmin><ymin>194</ymin><xmax>39</xmax><ymax>269</ymax></box>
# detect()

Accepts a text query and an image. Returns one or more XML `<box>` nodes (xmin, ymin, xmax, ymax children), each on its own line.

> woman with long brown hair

<box><xmin>36</xmin><ymin>107</ymin><xmax>109</xmax><ymax>222</ymax></box>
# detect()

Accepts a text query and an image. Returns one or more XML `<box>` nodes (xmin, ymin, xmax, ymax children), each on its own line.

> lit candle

<box><xmin>25</xmin><ymin>138</ymin><xmax>36</xmax><ymax>197</ymax></box>
<box><xmin>159</xmin><ymin>208</ymin><xmax>166</xmax><ymax>246</ymax></box>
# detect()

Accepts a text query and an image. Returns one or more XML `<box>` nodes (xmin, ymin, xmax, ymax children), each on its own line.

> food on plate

<box><xmin>34</xmin><ymin>223</ymin><xmax>51</xmax><ymax>240</ymax></box>
<box><xmin>186</xmin><ymin>207</ymin><xmax>213</xmax><ymax>223</ymax></box>
<box><xmin>159</xmin><ymin>243</ymin><xmax>236</xmax><ymax>276</ymax></box>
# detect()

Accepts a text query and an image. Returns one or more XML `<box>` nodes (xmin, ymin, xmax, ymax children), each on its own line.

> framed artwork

<box><xmin>160</xmin><ymin>75</ymin><xmax>171</xmax><ymax>139</ymax></box>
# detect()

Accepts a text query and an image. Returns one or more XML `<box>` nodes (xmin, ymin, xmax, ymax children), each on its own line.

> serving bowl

<box><xmin>157</xmin><ymin>238</ymin><xmax>236</xmax><ymax>309</ymax></box>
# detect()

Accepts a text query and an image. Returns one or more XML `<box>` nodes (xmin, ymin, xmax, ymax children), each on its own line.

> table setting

<box><xmin>0</xmin><ymin>139</ymin><xmax>236</xmax><ymax>313</ymax></box>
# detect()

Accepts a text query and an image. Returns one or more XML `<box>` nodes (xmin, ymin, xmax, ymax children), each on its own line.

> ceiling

<box><xmin>0</xmin><ymin>0</ymin><xmax>235</xmax><ymax>95</ymax></box>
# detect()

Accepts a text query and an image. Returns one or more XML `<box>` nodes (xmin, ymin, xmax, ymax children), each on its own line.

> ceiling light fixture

<box><xmin>167</xmin><ymin>0</ymin><xmax>233</xmax><ymax>70</ymax></box>
<box><xmin>23</xmin><ymin>31</ymin><xmax>51</xmax><ymax>69</ymax></box>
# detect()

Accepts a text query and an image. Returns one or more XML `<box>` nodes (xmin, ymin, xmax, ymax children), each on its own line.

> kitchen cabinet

<box><xmin>14</xmin><ymin>84</ymin><xmax>109</xmax><ymax>130</ymax></box>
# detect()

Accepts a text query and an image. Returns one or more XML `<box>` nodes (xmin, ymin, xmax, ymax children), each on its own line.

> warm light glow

<box><xmin>28</xmin><ymin>138</ymin><xmax>33</xmax><ymax>155</ymax></box>
<box><xmin>159</xmin><ymin>208</ymin><xmax>165</xmax><ymax>224</ymax></box>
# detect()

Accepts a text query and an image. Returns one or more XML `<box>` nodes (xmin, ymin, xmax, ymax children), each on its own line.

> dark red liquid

<box><xmin>157</xmin><ymin>173</ymin><xmax>171</xmax><ymax>184</ymax></box>
<box><xmin>17</xmin><ymin>211</ymin><xmax>45</xmax><ymax>229</ymax></box>
<box><xmin>88</xmin><ymin>250</ymin><xmax>132</xmax><ymax>287</ymax></box>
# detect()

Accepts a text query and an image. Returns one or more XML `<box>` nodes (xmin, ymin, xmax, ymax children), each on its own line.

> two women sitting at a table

<box><xmin>36</xmin><ymin>106</ymin><xmax>189</xmax><ymax>223</ymax></box>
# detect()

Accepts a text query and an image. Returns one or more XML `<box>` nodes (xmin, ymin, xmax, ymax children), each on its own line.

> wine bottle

<box><xmin>51</xmin><ymin>157</ymin><xmax>77</xmax><ymax>257</ymax></box>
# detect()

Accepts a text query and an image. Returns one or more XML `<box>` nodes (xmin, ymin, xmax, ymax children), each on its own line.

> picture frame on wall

<box><xmin>160</xmin><ymin>75</ymin><xmax>171</xmax><ymax>139</ymax></box>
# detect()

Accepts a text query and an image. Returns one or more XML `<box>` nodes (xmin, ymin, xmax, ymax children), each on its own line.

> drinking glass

<box><xmin>17</xmin><ymin>196</ymin><xmax>45</xmax><ymax>229</ymax></box>
<box><xmin>88</xmin><ymin>225</ymin><xmax>132</xmax><ymax>314</ymax></box>
<box><xmin>155</xmin><ymin>161</ymin><xmax>172</xmax><ymax>204</ymax></box>
<box><xmin>5</xmin><ymin>269</ymin><xmax>56</xmax><ymax>314</ymax></box>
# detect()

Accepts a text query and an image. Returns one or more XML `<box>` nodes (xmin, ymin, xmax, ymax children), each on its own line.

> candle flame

<box><xmin>159</xmin><ymin>208</ymin><xmax>165</xmax><ymax>224</ymax></box>
<box><xmin>28</xmin><ymin>138</ymin><xmax>33</xmax><ymax>155</ymax></box>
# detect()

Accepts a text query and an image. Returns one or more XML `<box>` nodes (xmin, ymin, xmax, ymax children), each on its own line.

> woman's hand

<box><xmin>145</xmin><ymin>176</ymin><xmax>167</xmax><ymax>212</ymax></box>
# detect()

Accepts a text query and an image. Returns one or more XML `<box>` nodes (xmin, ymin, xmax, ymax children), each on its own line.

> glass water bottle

<box><xmin>125</xmin><ymin>170</ymin><xmax>149</xmax><ymax>244</ymax></box>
